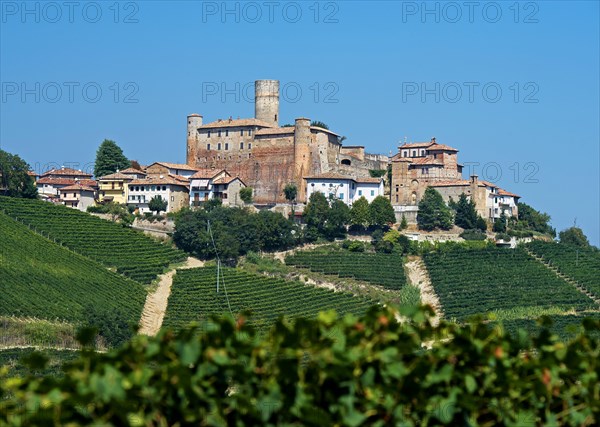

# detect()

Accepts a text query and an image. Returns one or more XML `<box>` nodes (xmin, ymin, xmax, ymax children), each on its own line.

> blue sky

<box><xmin>1</xmin><ymin>1</ymin><xmax>598</xmax><ymax>245</ymax></box>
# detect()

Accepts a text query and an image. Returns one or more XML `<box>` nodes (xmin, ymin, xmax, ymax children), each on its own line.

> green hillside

<box><xmin>0</xmin><ymin>196</ymin><xmax>186</xmax><ymax>283</ymax></box>
<box><xmin>163</xmin><ymin>267</ymin><xmax>377</xmax><ymax>331</ymax></box>
<box><xmin>423</xmin><ymin>246</ymin><xmax>597</xmax><ymax>322</ymax></box>
<box><xmin>0</xmin><ymin>212</ymin><xmax>145</xmax><ymax>322</ymax></box>
<box><xmin>526</xmin><ymin>241</ymin><xmax>600</xmax><ymax>300</ymax></box>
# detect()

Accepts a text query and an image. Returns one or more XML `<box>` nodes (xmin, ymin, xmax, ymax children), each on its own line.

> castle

<box><xmin>186</xmin><ymin>80</ymin><xmax>388</xmax><ymax>204</ymax></box>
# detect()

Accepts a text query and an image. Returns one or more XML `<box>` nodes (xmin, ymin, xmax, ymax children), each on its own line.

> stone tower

<box><xmin>293</xmin><ymin>117</ymin><xmax>312</xmax><ymax>201</ymax></box>
<box><xmin>255</xmin><ymin>80</ymin><xmax>279</xmax><ymax>126</ymax></box>
<box><xmin>186</xmin><ymin>113</ymin><xmax>203</xmax><ymax>165</ymax></box>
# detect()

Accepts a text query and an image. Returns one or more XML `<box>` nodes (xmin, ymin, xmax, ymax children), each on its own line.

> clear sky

<box><xmin>1</xmin><ymin>1</ymin><xmax>598</xmax><ymax>245</ymax></box>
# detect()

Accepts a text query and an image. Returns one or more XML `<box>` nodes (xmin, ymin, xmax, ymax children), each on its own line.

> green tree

<box><xmin>399</xmin><ymin>214</ymin><xmax>408</xmax><ymax>230</ymax></box>
<box><xmin>303</xmin><ymin>192</ymin><xmax>330</xmax><ymax>241</ymax></box>
<box><xmin>283</xmin><ymin>183</ymin><xmax>298</xmax><ymax>218</ymax></box>
<box><xmin>454</xmin><ymin>193</ymin><xmax>478</xmax><ymax>230</ymax></box>
<box><xmin>324</xmin><ymin>199</ymin><xmax>350</xmax><ymax>239</ymax></box>
<box><xmin>368</xmin><ymin>196</ymin><xmax>396</xmax><ymax>228</ymax></box>
<box><xmin>559</xmin><ymin>227</ymin><xmax>590</xmax><ymax>247</ymax></box>
<box><xmin>148</xmin><ymin>195</ymin><xmax>168</xmax><ymax>215</ymax></box>
<box><xmin>417</xmin><ymin>187</ymin><xmax>453</xmax><ymax>231</ymax></box>
<box><xmin>493</xmin><ymin>213</ymin><xmax>508</xmax><ymax>233</ymax></box>
<box><xmin>517</xmin><ymin>202</ymin><xmax>556</xmax><ymax>237</ymax></box>
<box><xmin>0</xmin><ymin>149</ymin><xmax>37</xmax><ymax>198</ymax></box>
<box><xmin>239</xmin><ymin>187</ymin><xmax>253</xmax><ymax>204</ymax></box>
<box><xmin>476</xmin><ymin>216</ymin><xmax>488</xmax><ymax>232</ymax></box>
<box><xmin>310</xmin><ymin>120</ymin><xmax>329</xmax><ymax>129</ymax></box>
<box><xmin>349</xmin><ymin>196</ymin><xmax>370</xmax><ymax>230</ymax></box>
<box><xmin>94</xmin><ymin>139</ymin><xmax>131</xmax><ymax>178</ymax></box>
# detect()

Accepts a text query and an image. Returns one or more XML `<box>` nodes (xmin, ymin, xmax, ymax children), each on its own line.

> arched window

<box><xmin>341</xmin><ymin>159</ymin><xmax>351</xmax><ymax>166</ymax></box>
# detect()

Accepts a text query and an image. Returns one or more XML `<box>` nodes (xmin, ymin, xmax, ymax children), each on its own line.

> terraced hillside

<box><xmin>163</xmin><ymin>267</ymin><xmax>377</xmax><ymax>331</ymax></box>
<box><xmin>0</xmin><ymin>212</ymin><xmax>146</xmax><ymax>322</ymax></box>
<box><xmin>498</xmin><ymin>313</ymin><xmax>600</xmax><ymax>341</ymax></box>
<box><xmin>423</xmin><ymin>246</ymin><xmax>597</xmax><ymax>322</ymax></box>
<box><xmin>285</xmin><ymin>248</ymin><xmax>407</xmax><ymax>291</ymax></box>
<box><xmin>0</xmin><ymin>196</ymin><xmax>186</xmax><ymax>283</ymax></box>
<box><xmin>526</xmin><ymin>241</ymin><xmax>600</xmax><ymax>300</ymax></box>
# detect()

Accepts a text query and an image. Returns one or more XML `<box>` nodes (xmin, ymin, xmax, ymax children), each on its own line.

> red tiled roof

<box><xmin>355</xmin><ymin>177</ymin><xmax>383</xmax><ymax>184</ymax></box>
<box><xmin>399</xmin><ymin>142</ymin><xmax>435</xmax><ymax>149</ymax></box>
<box><xmin>427</xmin><ymin>143</ymin><xmax>458</xmax><ymax>152</ymax></box>
<box><xmin>128</xmin><ymin>175</ymin><xmax>189</xmax><ymax>187</ymax></box>
<box><xmin>409</xmin><ymin>157</ymin><xmax>444</xmax><ymax>166</ymax></box>
<box><xmin>97</xmin><ymin>172</ymin><xmax>136</xmax><ymax>181</ymax></box>
<box><xmin>27</xmin><ymin>171</ymin><xmax>38</xmax><ymax>177</ymax></box>
<box><xmin>60</xmin><ymin>184</ymin><xmax>96</xmax><ymax>192</ymax></box>
<box><xmin>498</xmin><ymin>188</ymin><xmax>521</xmax><ymax>198</ymax></box>
<box><xmin>37</xmin><ymin>177</ymin><xmax>97</xmax><ymax>187</ymax></box>
<box><xmin>147</xmin><ymin>162</ymin><xmax>198</xmax><ymax>172</ymax></box>
<box><xmin>119</xmin><ymin>167</ymin><xmax>146</xmax><ymax>176</ymax></box>
<box><xmin>41</xmin><ymin>167</ymin><xmax>92</xmax><ymax>178</ymax></box>
<box><xmin>190</xmin><ymin>169</ymin><xmax>228</xmax><ymax>179</ymax></box>
<box><xmin>199</xmin><ymin>118</ymin><xmax>274</xmax><ymax>129</ymax></box>
<box><xmin>213</xmin><ymin>176</ymin><xmax>245</xmax><ymax>185</ymax></box>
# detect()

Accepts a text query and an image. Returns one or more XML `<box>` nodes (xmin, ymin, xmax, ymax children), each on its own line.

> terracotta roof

<box><xmin>255</xmin><ymin>126</ymin><xmax>295</xmax><ymax>136</ymax></box>
<box><xmin>60</xmin><ymin>184</ymin><xmax>96</xmax><ymax>192</ymax></box>
<box><xmin>391</xmin><ymin>153</ymin><xmax>413</xmax><ymax>162</ymax></box>
<box><xmin>427</xmin><ymin>143</ymin><xmax>458</xmax><ymax>152</ymax></box>
<box><xmin>199</xmin><ymin>118</ymin><xmax>274</xmax><ymax>129</ymax></box>
<box><xmin>41</xmin><ymin>168</ymin><xmax>92</xmax><ymax>178</ymax></box>
<box><xmin>399</xmin><ymin>142</ymin><xmax>435</xmax><ymax>149</ymax></box>
<box><xmin>213</xmin><ymin>176</ymin><xmax>245</xmax><ymax>185</ymax></box>
<box><xmin>119</xmin><ymin>167</ymin><xmax>146</xmax><ymax>175</ymax></box>
<box><xmin>354</xmin><ymin>177</ymin><xmax>383</xmax><ymax>184</ymax></box>
<box><xmin>97</xmin><ymin>172</ymin><xmax>135</xmax><ymax>181</ymax></box>
<box><xmin>37</xmin><ymin>177</ymin><xmax>97</xmax><ymax>187</ymax></box>
<box><xmin>147</xmin><ymin>162</ymin><xmax>198</xmax><ymax>172</ymax></box>
<box><xmin>190</xmin><ymin>169</ymin><xmax>228</xmax><ymax>179</ymax></box>
<box><xmin>409</xmin><ymin>157</ymin><xmax>444</xmax><ymax>166</ymax></box>
<box><xmin>128</xmin><ymin>176</ymin><xmax>189</xmax><ymax>187</ymax></box>
<box><xmin>304</xmin><ymin>172</ymin><xmax>382</xmax><ymax>184</ymax></box>
<box><xmin>27</xmin><ymin>171</ymin><xmax>38</xmax><ymax>177</ymax></box>
<box><xmin>479</xmin><ymin>180</ymin><xmax>499</xmax><ymax>189</ymax></box>
<box><xmin>498</xmin><ymin>188</ymin><xmax>521</xmax><ymax>198</ymax></box>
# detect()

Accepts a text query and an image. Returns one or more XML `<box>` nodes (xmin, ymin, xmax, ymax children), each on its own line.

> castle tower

<box><xmin>186</xmin><ymin>114</ymin><xmax>203</xmax><ymax>165</ymax></box>
<box><xmin>293</xmin><ymin>117</ymin><xmax>312</xmax><ymax>202</ymax></box>
<box><xmin>255</xmin><ymin>80</ymin><xmax>279</xmax><ymax>127</ymax></box>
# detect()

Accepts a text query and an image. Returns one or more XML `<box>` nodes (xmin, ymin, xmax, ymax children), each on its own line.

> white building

<box><xmin>127</xmin><ymin>175</ymin><xmax>190</xmax><ymax>214</ymax></box>
<box><xmin>36</xmin><ymin>167</ymin><xmax>96</xmax><ymax>200</ymax></box>
<box><xmin>304</xmin><ymin>173</ymin><xmax>385</xmax><ymax>205</ymax></box>
<box><xmin>189</xmin><ymin>169</ymin><xmax>246</xmax><ymax>207</ymax></box>
<box><xmin>59</xmin><ymin>184</ymin><xmax>96</xmax><ymax>212</ymax></box>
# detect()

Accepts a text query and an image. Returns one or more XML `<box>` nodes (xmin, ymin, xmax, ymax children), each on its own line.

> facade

<box><xmin>212</xmin><ymin>176</ymin><xmax>246</xmax><ymax>206</ymax></box>
<box><xmin>127</xmin><ymin>175</ymin><xmax>190</xmax><ymax>214</ymax></box>
<box><xmin>97</xmin><ymin>168</ymin><xmax>147</xmax><ymax>204</ymax></box>
<box><xmin>304</xmin><ymin>173</ymin><xmax>384</xmax><ymax>206</ymax></box>
<box><xmin>36</xmin><ymin>167</ymin><xmax>96</xmax><ymax>200</ymax></box>
<box><xmin>391</xmin><ymin>139</ymin><xmax>520</xmax><ymax>222</ymax></box>
<box><xmin>186</xmin><ymin>80</ymin><xmax>388</xmax><ymax>204</ymax></box>
<box><xmin>59</xmin><ymin>184</ymin><xmax>96</xmax><ymax>211</ymax></box>
<box><xmin>146</xmin><ymin>162</ymin><xmax>198</xmax><ymax>179</ymax></box>
<box><xmin>188</xmin><ymin>169</ymin><xmax>246</xmax><ymax>207</ymax></box>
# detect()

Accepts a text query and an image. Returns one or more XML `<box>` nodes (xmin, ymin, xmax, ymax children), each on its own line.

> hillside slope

<box><xmin>0</xmin><ymin>212</ymin><xmax>146</xmax><ymax>323</ymax></box>
<box><xmin>0</xmin><ymin>197</ymin><xmax>186</xmax><ymax>283</ymax></box>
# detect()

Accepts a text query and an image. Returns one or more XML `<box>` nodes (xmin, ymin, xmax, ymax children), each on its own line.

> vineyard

<box><xmin>0</xmin><ymin>212</ymin><xmax>146</xmax><ymax>322</ymax></box>
<box><xmin>526</xmin><ymin>241</ymin><xmax>600</xmax><ymax>300</ymax></box>
<box><xmin>0</xmin><ymin>196</ymin><xmax>186</xmax><ymax>283</ymax></box>
<box><xmin>163</xmin><ymin>267</ymin><xmax>378</xmax><ymax>331</ymax></box>
<box><xmin>423</xmin><ymin>246</ymin><xmax>596</xmax><ymax>321</ymax></box>
<box><xmin>498</xmin><ymin>312</ymin><xmax>600</xmax><ymax>341</ymax></box>
<box><xmin>285</xmin><ymin>248</ymin><xmax>407</xmax><ymax>291</ymax></box>
<box><xmin>0</xmin><ymin>348</ymin><xmax>78</xmax><ymax>377</ymax></box>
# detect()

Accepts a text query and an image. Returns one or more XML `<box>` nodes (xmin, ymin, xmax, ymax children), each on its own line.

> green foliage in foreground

<box><xmin>0</xmin><ymin>348</ymin><xmax>78</xmax><ymax>378</ymax></box>
<box><xmin>2</xmin><ymin>306</ymin><xmax>599</xmax><ymax>426</ymax></box>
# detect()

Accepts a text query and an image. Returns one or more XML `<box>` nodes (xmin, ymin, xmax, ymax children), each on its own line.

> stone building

<box><xmin>390</xmin><ymin>139</ymin><xmax>520</xmax><ymax>223</ymax></box>
<box><xmin>189</xmin><ymin>169</ymin><xmax>246</xmax><ymax>207</ymax></box>
<box><xmin>186</xmin><ymin>80</ymin><xmax>388</xmax><ymax>204</ymax></box>
<box><xmin>59</xmin><ymin>184</ymin><xmax>96</xmax><ymax>211</ymax></box>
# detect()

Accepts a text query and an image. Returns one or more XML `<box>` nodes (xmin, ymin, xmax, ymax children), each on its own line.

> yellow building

<box><xmin>97</xmin><ymin>169</ymin><xmax>146</xmax><ymax>204</ymax></box>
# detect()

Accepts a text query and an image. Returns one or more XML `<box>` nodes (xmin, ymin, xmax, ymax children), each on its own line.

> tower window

<box><xmin>225</xmin><ymin>130</ymin><xmax>229</xmax><ymax>137</ymax></box>
<box><xmin>207</xmin><ymin>144</ymin><xmax>211</xmax><ymax>150</ymax></box>
<box><xmin>207</xmin><ymin>131</ymin><xmax>211</xmax><ymax>138</ymax></box>
<box><xmin>218</xmin><ymin>143</ymin><xmax>222</xmax><ymax>150</ymax></box>
<box><xmin>225</xmin><ymin>143</ymin><xmax>229</xmax><ymax>150</ymax></box>
<box><xmin>218</xmin><ymin>130</ymin><xmax>222</xmax><ymax>137</ymax></box>
<box><xmin>240</xmin><ymin>142</ymin><xmax>244</xmax><ymax>149</ymax></box>
<box><xmin>275</xmin><ymin>114</ymin><xmax>278</xmax><ymax>122</ymax></box>
<box><xmin>240</xmin><ymin>130</ymin><xmax>244</xmax><ymax>136</ymax></box>
<box><xmin>248</xmin><ymin>129</ymin><xmax>252</xmax><ymax>136</ymax></box>
<box><xmin>248</xmin><ymin>143</ymin><xmax>252</xmax><ymax>149</ymax></box>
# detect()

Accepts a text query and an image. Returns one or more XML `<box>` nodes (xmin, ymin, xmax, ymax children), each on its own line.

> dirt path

<box><xmin>271</xmin><ymin>243</ymin><xmax>333</xmax><ymax>263</ymax></box>
<box><xmin>139</xmin><ymin>257</ymin><xmax>204</xmax><ymax>336</ymax></box>
<box><xmin>405</xmin><ymin>258</ymin><xmax>443</xmax><ymax>325</ymax></box>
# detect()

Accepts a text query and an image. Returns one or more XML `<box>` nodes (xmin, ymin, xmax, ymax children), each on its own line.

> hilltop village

<box><xmin>28</xmin><ymin>80</ymin><xmax>520</xmax><ymax>224</ymax></box>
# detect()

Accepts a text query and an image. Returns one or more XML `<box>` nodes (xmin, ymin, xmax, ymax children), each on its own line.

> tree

<box><xmin>368</xmin><ymin>196</ymin><xmax>396</xmax><ymax>229</ymax></box>
<box><xmin>454</xmin><ymin>193</ymin><xmax>478</xmax><ymax>230</ymax></box>
<box><xmin>148</xmin><ymin>195</ymin><xmax>168</xmax><ymax>215</ymax></box>
<box><xmin>476</xmin><ymin>216</ymin><xmax>488</xmax><ymax>232</ymax></box>
<box><xmin>239</xmin><ymin>187</ymin><xmax>253</xmax><ymax>204</ymax></box>
<box><xmin>310</xmin><ymin>120</ymin><xmax>329</xmax><ymax>129</ymax></box>
<box><xmin>417</xmin><ymin>187</ymin><xmax>453</xmax><ymax>231</ymax></box>
<box><xmin>559</xmin><ymin>227</ymin><xmax>590</xmax><ymax>247</ymax></box>
<box><xmin>493</xmin><ymin>213</ymin><xmax>508</xmax><ymax>233</ymax></box>
<box><xmin>517</xmin><ymin>202</ymin><xmax>556</xmax><ymax>237</ymax></box>
<box><xmin>94</xmin><ymin>139</ymin><xmax>130</xmax><ymax>178</ymax></box>
<box><xmin>303</xmin><ymin>192</ymin><xmax>330</xmax><ymax>240</ymax></box>
<box><xmin>283</xmin><ymin>183</ymin><xmax>298</xmax><ymax>218</ymax></box>
<box><xmin>399</xmin><ymin>214</ymin><xmax>408</xmax><ymax>230</ymax></box>
<box><xmin>324</xmin><ymin>199</ymin><xmax>350</xmax><ymax>239</ymax></box>
<box><xmin>349</xmin><ymin>196</ymin><xmax>370</xmax><ymax>230</ymax></box>
<box><xmin>0</xmin><ymin>149</ymin><xmax>37</xmax><ymax>198</ymax></box>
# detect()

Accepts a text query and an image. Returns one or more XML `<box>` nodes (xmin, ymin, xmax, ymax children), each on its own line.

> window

<box><xmin>433</xmin><ymin>153</ymin><xmax>437</xmax><ymax>159</ymax></box>
<box><xmin>275</xmin><ymin>114</ymin><xmax>278</xmax><ymax>122</ymax></box>
<box><xmin>240</xmin><ymin>130</ymin><xmax>244</xmax><ymax>136</ymax></box>
<box><xmin>225</xmin><ymin>143</ymin><xmax>229</xmax><ymax>150</ymax></box>
<box><xmin>339</xmin><ymin>193</ymin><xmax>344</xmax><ymax>200</ymax></box>
<box><xmin>329</xmin><ymin>193</ymin><xmax>334</xmax><ymax>199</ymax></box>
<box><xmin>225</xmin><ymin>130</ymin><xmax>229</xmax><ymax>137</ymax></box>
<box><xmin>240</xmin><ymin>142</ymin><xmax>244</xmax><ymax>149</ymax></box>
<box><xmin>358</xmin><ymin>190</ymin><xmax>362</xmax><ymax>196</ymax></box>
<box><xmin>218</xmin><ymin>143</ymin><xmax>222</xmax><ymax>150</ymax></box>
<box><xmin>163</xmin><ymin>186</ymin><xmax>167</xmax><ymax>191</ymax></box>
<box><xmin>218</xmin><ymin>130</ymin><xmax>222</xmax><ymax>137</ymax></box>
<box><xmin>111</xmin><ymin>182</ymin><xmax>115</xmax><ymax>190</ymax></box>
<box><xmin>207</xmin><ymin>131</ymin><xmax>211</xmax><ymax>138</ymax></box>
<box><xmin>311</xmin><ymin>183</ymin><xmax>315</xmax><ymax>187</ymax></box>
<box><xmin>171</xmin><ymin>196</ymin><xmax>174</xmax><ymax>201</ymax></box>
<box><xmin>207</xmin><ymin>143</ymin><xmax>211</xmax><ymax>150</ymax></box>
<box><xmin>370</xmin><ymin>190</ymin><xmax>375</xmax><ymax>196</ymax></box>
<box><xmin>248</xmin><ymin>129</ymin><xmax>252</xmax><ymax>136</ymax></box>
<box><xmin>151</xmin><ymin>186</ymin><xmax>156</xmax><ymax>191</ymax></box>
<box><xmin>421</xmin><ymin>150</ymin><xmax>425</xmax><ymax>155</ymax></box>
<box><xmin>412</xmin><ymin>150</ymin><xmax>416</xmax><ymax>157</ymax></box>
<box><xmin>248</xmin><ymin>143</ymin><xmax>252</xmax><ymax>149</ymax></box>
<box><xmin>396</xmin><ymin>195</ymin><xmax>399</xmax><ymax>203</ymax></box>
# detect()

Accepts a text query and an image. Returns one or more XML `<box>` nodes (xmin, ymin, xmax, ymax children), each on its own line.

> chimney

<box><xmin>229</xmin><ymin>116</ymin><xmax>232</xmax><ymax>122</ymax></box>
<box><xmin>470</xmin><ymin>175</ymin><xmax>478</xmax><ymax>184</ymax></box>
<box><xmin>431</xmin><ymin>137</ymin><xmax>436</xmax><ymax>143</ymax></box>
